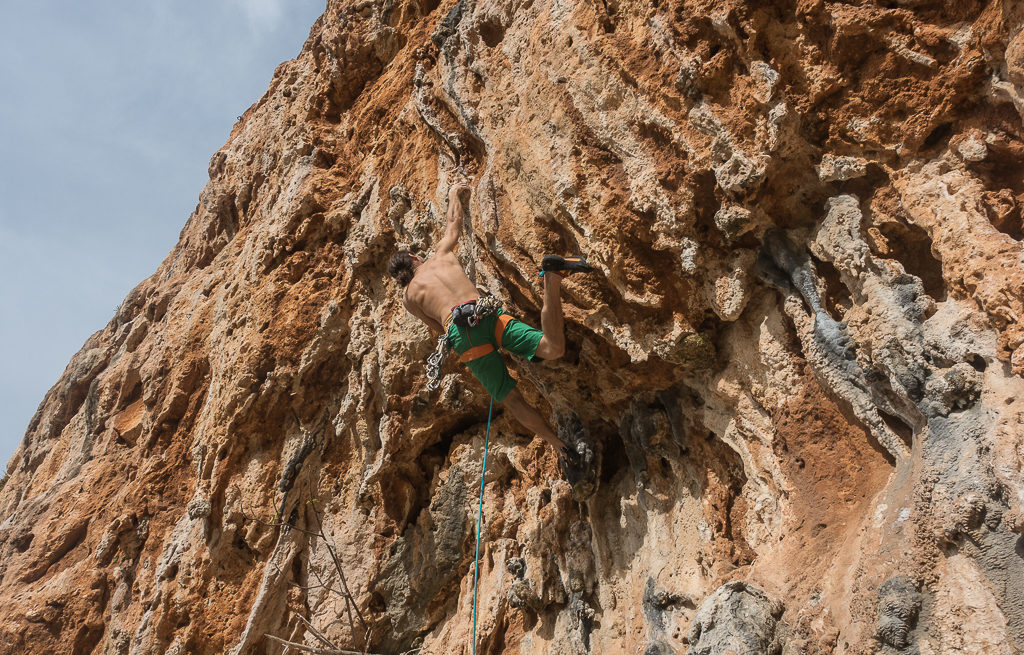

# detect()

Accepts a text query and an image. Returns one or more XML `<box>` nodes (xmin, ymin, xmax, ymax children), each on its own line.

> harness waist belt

<box><xmin>445</xmin><ymin>298</ymin><xmax>480</xmax><ymax>331</ymax></box>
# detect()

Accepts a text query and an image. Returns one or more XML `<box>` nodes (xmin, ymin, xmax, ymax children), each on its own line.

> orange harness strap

<box><xmin>459</xmin><ymin>344</ymin><xmax>495</xmax><ymax>363</ymax></box>
<box><xmin>458</xmin><ymin>313</ymin><xmax>515</xmax><ymax>363</ymax></box>
<box><xmin>494</xmin><ymin>313</ymin><xmax>514</xmax><ymax>349</ymax></box>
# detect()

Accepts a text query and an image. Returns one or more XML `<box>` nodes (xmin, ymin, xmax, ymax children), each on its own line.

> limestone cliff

<box><xmin>2</xmin><ymin>1</ymin><xmax>1024</xmax><ymax>653</ymax></box>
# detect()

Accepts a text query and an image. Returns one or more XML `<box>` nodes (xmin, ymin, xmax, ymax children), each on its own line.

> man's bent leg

<box><xmin>500</xmin><ymin>387</ymin><xmax>565</xmax><ymax>449</ymax></box>
<box><xmin>534</xmin><ymin>272</ymin><xmax>565</xmax><ymax>360</ymax></box>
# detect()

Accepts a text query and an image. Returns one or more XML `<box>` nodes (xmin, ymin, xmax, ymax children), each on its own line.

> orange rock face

<box><xmin>2</xmin><ymin>1</ymin><xmax>1023</xmax><ymax>654</ymax></box>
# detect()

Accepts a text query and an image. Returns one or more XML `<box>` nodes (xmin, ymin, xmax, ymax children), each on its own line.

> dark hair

<box><xmin>388</xmin><ymin>250</ymin><xmax>416</xmax><ymax>287</ymax></box>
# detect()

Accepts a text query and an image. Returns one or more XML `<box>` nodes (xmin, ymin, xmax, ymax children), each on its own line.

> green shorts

<box><xmin>446</xmin><ymin>313</ymin><xmax>543</xmax><ymax>402</ymax></box>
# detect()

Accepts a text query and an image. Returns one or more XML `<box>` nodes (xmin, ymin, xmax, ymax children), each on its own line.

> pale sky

<box><xmin>0</xmin><ymin>0</ymin><xmax>326</xmax><ymax>473</ymax></box>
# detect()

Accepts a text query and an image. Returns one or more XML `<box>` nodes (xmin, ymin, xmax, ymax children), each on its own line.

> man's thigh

<box><xmin>466</xmin><ymin>352</ymin><xmax>517</xmax><ymax>401</ymax></box>
<box><xmin>500</xmin><ymin>318</ymin><xmax>543</xmax><ymax>361</ymax></box>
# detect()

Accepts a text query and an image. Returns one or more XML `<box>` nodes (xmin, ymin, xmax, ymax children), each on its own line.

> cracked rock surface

<box><xmin>2</xmin><ymin>1</ymin><xmax>1024</xmax><ymax>654</ymax></box>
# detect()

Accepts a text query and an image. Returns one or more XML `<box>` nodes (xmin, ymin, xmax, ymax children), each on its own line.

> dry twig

<box><xmin>308</xmin><ymin>497</ymin><xmax>369</xmax><ymax>634</ymax></box>
<box><xmin>264</xmin><ymin>633</ymin><xmax>377</xmax><ymax>655</ymax></box>
<box><xmin>293</xmin><ymin>612</ymin><xmax>339</xmax><ymax>650</ymax></box>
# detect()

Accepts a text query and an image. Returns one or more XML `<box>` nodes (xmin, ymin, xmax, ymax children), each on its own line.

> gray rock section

<box><xmin>687</xmin><ymin>581</ymin><xmax>785</xmax><ymax>655</ymax></box>
<box><xmin>923</xmin><ymin>409</ymin><xmax>1024</xmax><ymax>652</ymax></box>
<box><xmin>757</xmin><ymin>225</ymin><xmax>913</xmax><ymax>461</ymax></box>
<box><xmin>373</xmin><ymin>465</ymin><xmax>469</xmax><ymax>650</ymax></box>
<box><xmin>875</xmin><ymin>576</ymin><xmax>921</xmax><ymax>649</ymax></box>
<box><xmin>759</xmin><ymin>193</ymin><xmax>1024</xmax><ymax>650</ymax></box>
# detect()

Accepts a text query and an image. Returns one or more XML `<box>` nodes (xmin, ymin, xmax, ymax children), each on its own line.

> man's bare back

<box><xmin>403</xmin><ymin>251</ymin><xmax>478</xmax><ymax>333</ymax></box>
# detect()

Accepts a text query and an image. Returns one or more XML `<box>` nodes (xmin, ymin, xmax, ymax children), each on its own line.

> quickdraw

<box><xmin>425</xmin><ymin>334</ymin><xmax>450</xmax><ymax>391</ymax></box>
<box><xmin>424</xmin><ymin>295</ymin><xmax>504</xmax><ymax>391</ymax></box>
<box><xmin>468</xmin><ymin>295</ymin><xmax>503</xmax><ymax>324</ymax></box>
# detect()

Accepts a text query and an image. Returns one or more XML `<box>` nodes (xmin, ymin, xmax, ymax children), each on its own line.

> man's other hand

<box><xmin>449</xmin><ymin>180</ymin><xmax>472</xmax><ymax>201</ymax></box>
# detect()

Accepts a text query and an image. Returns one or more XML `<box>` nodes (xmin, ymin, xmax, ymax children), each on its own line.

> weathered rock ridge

<box><xmin>2</xmin><ymin>1</ymin><xmax>1024</xmax><ymax>653</ymax></box>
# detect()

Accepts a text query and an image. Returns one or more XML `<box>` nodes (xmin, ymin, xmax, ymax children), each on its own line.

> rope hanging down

<box><xmin>471</xmin><ymin>398</ymin><xmax>494</xmax><ymax>655</ymax></box>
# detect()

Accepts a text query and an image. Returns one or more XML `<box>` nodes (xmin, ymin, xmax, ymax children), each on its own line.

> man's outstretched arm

<box><xmin>437</xmin><ymin>181</ymin><xmax>470</xmax><ymax>254</ymax></box>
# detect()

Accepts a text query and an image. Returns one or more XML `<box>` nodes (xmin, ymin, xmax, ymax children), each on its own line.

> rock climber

<box><xmin>388</xmin><ymin>180</ymin><xmax>594</xmax><ymax>459</ymax></box>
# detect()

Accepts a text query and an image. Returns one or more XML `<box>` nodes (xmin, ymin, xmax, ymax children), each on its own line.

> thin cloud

<box><xmin>229</xmin><ymin>0</ymin><xmax>285</xmax><ymax>34</ymax></box>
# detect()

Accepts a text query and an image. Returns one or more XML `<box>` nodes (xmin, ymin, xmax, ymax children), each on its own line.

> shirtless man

<box><xmin>388</xmin><ymin>181</ymin><xmax>593</xmax><ymax>451</ymax></box>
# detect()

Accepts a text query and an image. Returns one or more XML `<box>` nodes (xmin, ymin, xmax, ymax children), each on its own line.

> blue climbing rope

<box><xmin>471</xmin><ymin>398</ymin><xmax>494</xmax><ymax>655</ymax></box>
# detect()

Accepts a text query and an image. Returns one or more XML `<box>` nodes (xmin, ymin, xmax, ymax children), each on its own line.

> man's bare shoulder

<box><xmin>425</xmin><ymin>249</ymin><xmax>461</xmax><ymax>267</ymax></box>
<box><xmin>426</xmin><ymin>251</ymin><xmax>471</xmax><ymax>280</ymax></box>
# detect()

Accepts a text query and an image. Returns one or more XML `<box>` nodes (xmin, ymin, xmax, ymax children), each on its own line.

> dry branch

<box><xmin>264</xmin><ymin>633</ymin><xmax>378</xmax><ymax>655</ymax></box>
<box><xmin>293</xmin><ymin>612</ymin><xmax>338</xmax><ymax>650</ymax></box>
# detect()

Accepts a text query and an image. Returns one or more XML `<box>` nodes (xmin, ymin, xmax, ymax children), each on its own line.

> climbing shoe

<box><xmin>557</xmin><ymin>414</ymin><xmax>598</xmax><ymax>502</ymax></box>
<box><xmin>540</xmin><ymin>255</ymin><xmax>594</xmax><ymax>276</ymax></box>
<box><xmin>560</xmin><ymin>445</ymin><xmax>583</xmax><ymax>470</ymax></box>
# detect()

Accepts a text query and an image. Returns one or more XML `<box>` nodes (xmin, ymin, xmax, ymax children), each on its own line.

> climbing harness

<box><xmin>471</xmin><ymin>397</ymin><xmax>494</xmax><ymax>655</ymax></box>
<box><xmin>452</xmin><ymin>295</ymin><xmax>503</xmax><ymax>328</ymax></box>
<box><xmin>424</xmin><ymin>296</ymin><xmax>507</xmax><ymax>391</ymax></box>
